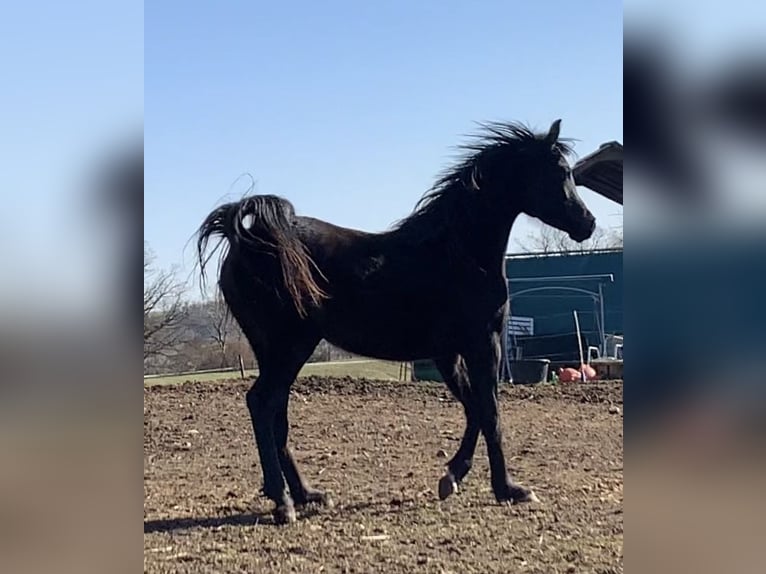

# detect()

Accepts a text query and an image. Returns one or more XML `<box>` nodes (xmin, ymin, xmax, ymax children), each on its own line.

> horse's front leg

<box><xmin>462</xmin><ymin>333</ymin><xmax>538</xmax><ymax>504</ymax></box>
<box><xmin>433</xmin><ymin>354</ymin><xmax>481</xmax><ymax>499</ymax></box>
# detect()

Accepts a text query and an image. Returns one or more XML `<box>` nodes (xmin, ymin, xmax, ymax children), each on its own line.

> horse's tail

<box><xmin>196</xmin><ymin>194</ymin><xmax>328</xmax><ymax>317</ymax></box>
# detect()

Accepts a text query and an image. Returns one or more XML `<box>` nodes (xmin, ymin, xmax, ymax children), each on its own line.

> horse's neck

<box><xmin>455</xmin><ymin>205</ymin><xmax>518</xmax><ymax>273</ymax></box>
<box><xmin>392</xmin><ymin>190</ymin><xmax>518</xmax><ymax>272</ymax></box>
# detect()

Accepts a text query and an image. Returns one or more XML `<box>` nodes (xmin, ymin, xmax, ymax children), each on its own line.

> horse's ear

<box><xmin>546</xmin><ymin>119</ymin><xmax>562</xmax><ymax>143</ymax></box>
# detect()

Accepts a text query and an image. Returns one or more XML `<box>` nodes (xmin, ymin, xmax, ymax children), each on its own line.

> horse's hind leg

<box><xmin>245</xmin><ymin>334</ymin><xmax>319</xmax><ymax>524</ymax></box>
<box><xmin>434</xmin><ymin>354</ymin><xmax>481</xmax><ymax>500</ymax></box>
<box><xmin>275</xmin><ymin>401</ymin><xmax>331</xmax><ymax>508</ymax></box>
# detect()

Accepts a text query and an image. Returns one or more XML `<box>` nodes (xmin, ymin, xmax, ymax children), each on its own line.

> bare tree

<box><xmin>513</xmin><ymin>224</ymin><xmax>622</xmax><ymax>254</ymax></box>
<box><xmin>204</xmin><ymin>295</ymin><xmax>236</xmax><ymax>368</ymax></box>
<box><xmin>144</xmin><ymin>243</ymin><xmax>188</xmax><ymax>359</ymax></box>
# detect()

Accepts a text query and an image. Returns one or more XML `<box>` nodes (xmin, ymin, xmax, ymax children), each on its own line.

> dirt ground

<box><xmin>144</xmin><ymin>377</ymin><xmax>623</xmax><ymax>573</ymax></box>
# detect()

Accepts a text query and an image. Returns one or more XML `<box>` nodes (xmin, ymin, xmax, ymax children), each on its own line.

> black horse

<box><xmin>197</xmin><ymin>119</ymin><xmax>596</xmax><ymax>524</ymax></box>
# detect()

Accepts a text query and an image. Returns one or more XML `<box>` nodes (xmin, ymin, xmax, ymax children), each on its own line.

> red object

<box><xmin>558</xmin><ymin>367</ymin><xmax>580</xmax><ymax>382</ymax></box>
<box><xmin>558</xmin><ymin>364</ymin><xmax>598</xmax><ymax>382</ymax></box>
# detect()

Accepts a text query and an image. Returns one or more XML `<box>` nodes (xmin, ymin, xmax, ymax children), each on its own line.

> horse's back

<box><xmin>291</xmin><ymin>216</ymin><xmax>465</xmax><ymax>359</ymax></box>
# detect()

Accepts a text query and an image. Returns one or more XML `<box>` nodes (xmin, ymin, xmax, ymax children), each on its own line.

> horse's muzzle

<box><xmin>568</xmin><ymin>215</ymin><xmax>597</xmax><ymax>243</ymax></box>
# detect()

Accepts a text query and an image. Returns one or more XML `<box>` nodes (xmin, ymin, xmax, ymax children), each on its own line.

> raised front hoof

<box><xmin>495</xmin><ymin>484</ymin><xmax>540</xmax><ymax>505</ymax></box>
<box><xmin>438</xmin><ymin>473</ymin><xmax>459</xmax><ymax>500</ymax></box>
<box><xmin>273</xmin><ymin>504</ymin><xmax>297</xmax><ymax>525</ymax></box>
<box><xmin>295</xmin><ymin>489</ymin><xmax>333</xmax><ymax>509</ymax></box>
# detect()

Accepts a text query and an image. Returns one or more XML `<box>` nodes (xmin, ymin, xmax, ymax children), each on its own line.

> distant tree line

<box><xmin>143</xmin><ymin>243</ymin><xmax>355</xmax><ymax>375</ymax></box>
<box><xmin>512</xmin><ymin>224</ymin><xmax>622</xmax><ymax>254</ymax></box>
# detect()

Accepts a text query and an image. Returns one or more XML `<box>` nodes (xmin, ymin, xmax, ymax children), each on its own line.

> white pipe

<box><xmin>573</xmin><ymin>310</ymin><xmax>586</xmax><ymax>382</ymax></box>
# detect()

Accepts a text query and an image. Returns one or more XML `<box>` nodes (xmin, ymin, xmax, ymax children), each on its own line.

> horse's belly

<box><xmin>320</xmin><ymin>301</ymin><xmax>452</xmax><ymax>361</ymax></box>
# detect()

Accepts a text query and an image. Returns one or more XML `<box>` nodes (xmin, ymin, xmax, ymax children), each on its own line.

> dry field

<box><xmin>144</xmin><ymin>376</ymin><xmax>623</xmax><ymax>573</ymax></box>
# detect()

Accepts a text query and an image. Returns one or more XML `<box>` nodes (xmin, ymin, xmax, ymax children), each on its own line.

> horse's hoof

<box><xmin>512</xmin><ymin>487</ymin><xmax>539</xmax><ymax>504</ymax></box>
<box><xmin>495</xmin><ymin>484</ymin><xmax>540</xmax><ymax>505</ymax></box>
<box><xmin>273</xmin><ymin>504</ymin><xmax>297</xmax><ymax>525</ymax></box>
<box><xmin>521</xmin><ymin>489</ymin><xmax>540</xmax><ymax>504</ymax></box>
<box><xmin>319</xmin><ymin>493</ymin><xmax>335</xmax><ymax>509</ymax></box>
<box><xmin>438</xmin><ymin>474</ymin><xmax>458</xmax><ymax>500</ymax></box>
<box><xmin>297</xmin><ymin>489</ymin><xmax>333</xmax><ymax>509</ymax></box>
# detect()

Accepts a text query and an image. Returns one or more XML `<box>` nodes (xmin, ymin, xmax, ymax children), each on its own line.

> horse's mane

<box><xmin>393</xmin><ymin>121</ymin><xmax>575</xmax><ymax>239</ymax></box>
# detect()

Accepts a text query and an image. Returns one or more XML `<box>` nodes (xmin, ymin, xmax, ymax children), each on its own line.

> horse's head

<box><xmin>401</xmin><ymin>119</ymin><xmax>596</xmax><ymax>245</ymax></box>
<box><xmin>513</xmin><ymin>119</ymin><xmax>596</xmax><ymax>242</ymax></box>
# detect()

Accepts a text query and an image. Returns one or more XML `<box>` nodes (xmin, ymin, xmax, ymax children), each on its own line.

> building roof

<box><xmin>573</xmin><ymin>141</ymin><xmax>623</xmax><ymax>205</ymax></box>
<box><xmin>505</xmin><ymin>247</ymin><xmax>623</xmax><ymax>261</ymax></box>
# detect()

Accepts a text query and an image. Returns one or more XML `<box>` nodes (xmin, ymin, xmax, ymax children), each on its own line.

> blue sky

<box><xmin>145</xmin><ymin>1</ymin><xmax>623</xmax><ymax>287</ymax></box>
<box><xmin>1</xmin><ymin>1</ymin><xmax>142</xmax><ymax>313</ymax></box>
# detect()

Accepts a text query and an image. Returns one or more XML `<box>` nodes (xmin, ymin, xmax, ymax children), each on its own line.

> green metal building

<box><xmin>412</xmin><ymin>248</ymin><xmax>623</xmax><ymax>382</ymax></box>
<box><xmin>506</xmin><ymin>248</ymin><xmax>623</xmax><ymax>342</ymax></box>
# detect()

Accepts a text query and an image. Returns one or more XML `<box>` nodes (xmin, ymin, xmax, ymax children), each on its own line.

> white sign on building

<box><xmin>507</xmin><ymin>316</ymin><xmax>534</xmax><ymax>336</ymax></box>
